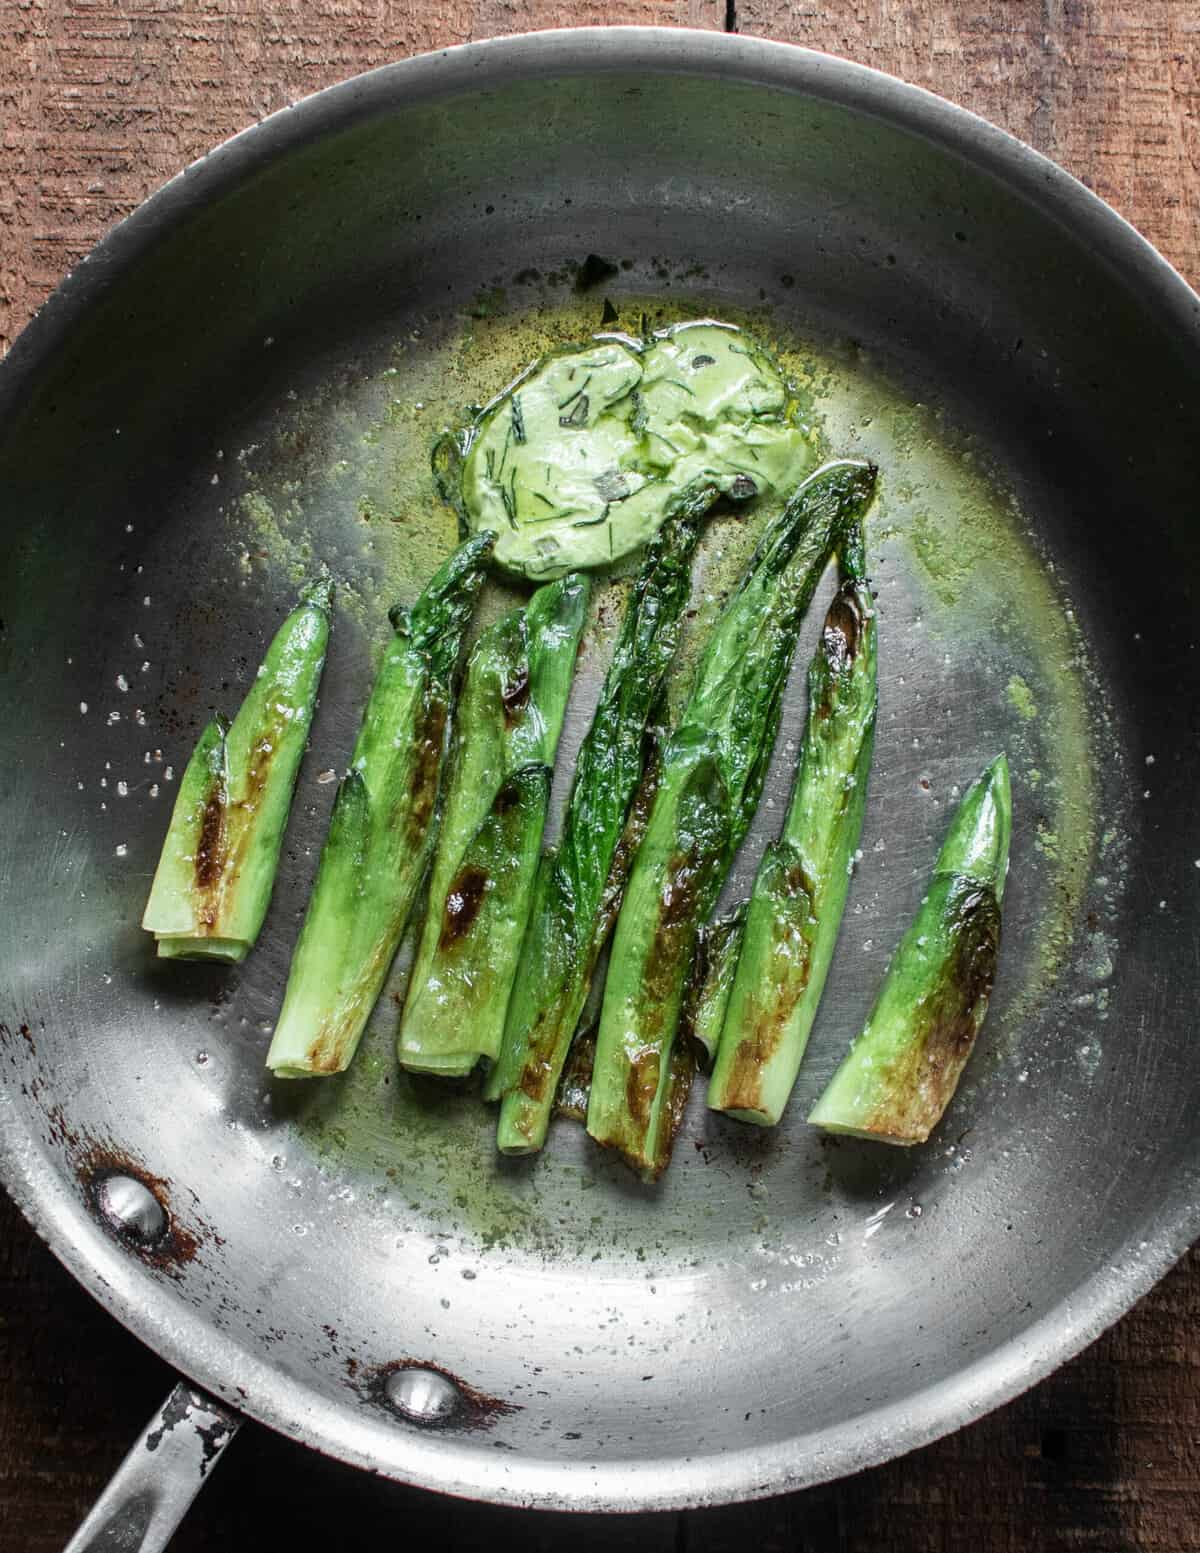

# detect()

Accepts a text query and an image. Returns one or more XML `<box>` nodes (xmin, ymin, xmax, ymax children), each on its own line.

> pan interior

<box><xmin>2</xmin><ymin>45</ymin><xmax>1197</xmax><ymax>1507</ymax></box>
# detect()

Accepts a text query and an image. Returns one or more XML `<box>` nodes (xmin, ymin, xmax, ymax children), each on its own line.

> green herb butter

<box><xmin>461</xmin><ymin>321</ymin><xmax>813</xmax><ymax>578</ymax></box>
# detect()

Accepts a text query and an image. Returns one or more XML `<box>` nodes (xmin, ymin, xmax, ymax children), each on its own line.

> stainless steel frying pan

<box><xmin>3</xmin><ymin>28</ymin><xmax>1199</xmax><ymax>1546</ymax></box>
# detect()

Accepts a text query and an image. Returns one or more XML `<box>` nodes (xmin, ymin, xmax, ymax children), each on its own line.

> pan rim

<box><xmin>2</xmin><ymin>24</ymin><xmax>1198</xmax><ymax>1512</ymax></box>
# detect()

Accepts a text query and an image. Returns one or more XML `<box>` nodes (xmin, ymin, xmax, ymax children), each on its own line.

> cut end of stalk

<box><xmin>266</xmin><ymin>1018</ymin><xmax>359</xmax><ymax>1078</ymax></box>
<box><xmin>265</xmin><ymin>1044</ymin><xmax>351</xmax><ymax>1078</ymax></box>
<box><xmin>398</xmin><ymin>1050</ymin><xmax>480</xmax><ymax>1078</ymax></box>
<box><xmin>155</xmin><ymin>935</ymin><xmax>248</xmax><ymax>963</ymax></box>
<box><xmin>710</xmin><ymin>1101</ymin><xmax>777</xmax><ymax>1127</ymax></box>
<box><xmin>479</xmin><ymin>1064</ymin><xmax>506</xmax><ymax>1104</ymax></box>
<box><xmin>806</xmin><ymin>1112</ymin><xmax>927</xmax><ymax>1147</ymax></box>
<box><xmin>496</xmin><ymin>1092</ymin><xmax>551</xmax><ymax>1155</ymax></box>
<box><xmin>496</xmin><ymin>1136</ymin><xmax>540</xmax><ymax>1157</ymax></box>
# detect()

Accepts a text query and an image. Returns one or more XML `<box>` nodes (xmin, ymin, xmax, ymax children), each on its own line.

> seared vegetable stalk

<box><xmin>708</xmin><ymin>526</ymin><xmax>877</xmax><ymax>1123</ymax></box>
<box><xmin>586</xmin><ymin>460</ymin><xmax>879</xmax><ymax>1178</ymax></box>
<box><xmin>266</xmin><ymin>536</ymin><xmax>493</xmax><ymax>1077</ymax></box>
<box><xmin>397</xmin><ymin>575</ymin><xmax>589</xmax><ymax>1076</ymax></box>
<box><xmin>142</xmin><ymin>577</ymin><xmax>333</xmax><ymax>963</ymax></box>
<box><xmin>808</xmin><ymin>754</ymin><xmax>1011</xmax><ymax>1144</ymax></box>
<box><xmin>488</xmin><ymin>481</ymin><xmax>719</xmax><ymax>1152</ymax></box>
<box><xmin>554</xmin><ymin>1027</ymin><xmax>598</xmax><ymax>1124</ymax></box>
<box><xmin>683</xmin><ymin>906</ymin><xmax>748</xmax><ymax>1070</ymax></box>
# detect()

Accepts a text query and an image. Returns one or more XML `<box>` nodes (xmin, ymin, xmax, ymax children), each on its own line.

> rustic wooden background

<box><xmin>2</xmin><ymin>3</ymin><xmax>1199</xmax><ymax>1548</ymax></box>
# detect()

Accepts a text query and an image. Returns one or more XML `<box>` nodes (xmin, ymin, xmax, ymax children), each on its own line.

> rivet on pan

<box><xmin>95</xmin><ymin>1173</ymin><xmax>168</xmax><ymax>1244</ymax></box>
<box><xmin>384</xmin><ymin>1366</ymin><xmax>463</xmax><ymax>1426</ymax></box>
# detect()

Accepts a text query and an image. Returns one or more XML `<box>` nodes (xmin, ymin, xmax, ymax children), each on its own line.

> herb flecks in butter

<box><xmin>462</xmin><ymin>321</ymin><xmax>813</xmax><ymax>579</ymax></box>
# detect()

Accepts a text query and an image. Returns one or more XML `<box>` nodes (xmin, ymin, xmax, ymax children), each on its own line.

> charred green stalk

<box><xmin>488</xmin><ymin>481</ymin><xmax>719</xmax><ymax>1150</ymax></box>
<box><xmin>683</xmin><ymin>906</ymin><xmax>747</xmax><ymax>1070</ymax></box>
<box><xmin>586</xmin><ymin>460</ymin><xmax>879</xmax><ymax>1178</ymax></box>
<box><xmin>266</xmin><ymin>536</ymin><xmax>493</xmax><ymax>1077</ymax></box>
<box><xmin>142</xmin><ymin>577</ymin><xmax>333</xmax><ymax>963</ymax></box>
<box><xmin>708</xmin><ymin>527</ymin><xmax>877</xmax><ymax>1124</ymax></box>
<box><xmin>554</xmin><ymin>1027</ymin><xmax>598</xmax><ymax>1123</ymax></box>
<box><xmin>808</xmin><ymin>754</ymin><xmax>1011</xmax><ymax>1145</ymax></box>
<box><xmin>586</xmin><ymin>729</ymin><xmax>727</xmax><ymax>1175</ymax></box>
<box><xmin>397</xmin><ymin>575</ymin><xmax>589</xmax><ymax>1076</ymax></box>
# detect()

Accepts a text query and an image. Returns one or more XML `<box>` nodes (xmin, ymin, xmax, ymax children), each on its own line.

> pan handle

<box><xmin>63</xmin><ymin>1383</ymin><xmax>241</xmax><ymax>1553</ymax></box>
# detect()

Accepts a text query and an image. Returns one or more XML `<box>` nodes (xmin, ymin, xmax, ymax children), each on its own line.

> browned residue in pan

<box><xmin>354</xmin><ymin>1357</ymin><xmax>521</xmax><ymax>1431</ymax></box>
<box><xmin>79</xmin><ymin>1145</ymin><xmax>204</xmax><ymax>1276</ymax></box>
<box><xmin>0</xmin><ymin>1021</ymin><xmax>216</xmax><ymax>1279</ymax></box>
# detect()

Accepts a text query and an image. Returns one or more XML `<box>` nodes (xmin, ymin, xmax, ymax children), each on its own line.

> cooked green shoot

<box><xmin>586</xmin><ymin>728</ymin><xmax>727</xmax><ymax>1177</ymax></box>
<box><xmin>708</xmin><ymin>526</ymin><xmax>877</xmax><ymax>1123</ymax></box>
<box><xmin>397</xmin><ymin>574</ymin><xmax>589</xmax><ymax>1076</ymax></box>
<box><xmin>142</xmin><ymin>576</ymin><xmax>334</xmax><ymax>964</ymax></box>
<box><xmin>266</xmin><ymin>535</ymin><xmax>493</xmax><ymax>1077</ymax></box>
<box><xmin>808</xmin><ymin>754</ymin><xmax>1011</xmax><ymax>1145</ymax></box>
<box><xmin>488</xmin><ymin>480</ymin><xmax>719</xmax><ymax>1152</ymax></box>
<box><xmin>586</xmin><ymin>460</ymin><xmax>879</xmax><ymax>1178</ymax></box>
<box><xmin>554</xmin><ymin>1027</ymin><xmax>597</xmax><ymax>1124</ymax></box>
<box><xmin>683</xmin><ymin>906</ymin><xmax>747</xmax><ymax>1070</ymax></box>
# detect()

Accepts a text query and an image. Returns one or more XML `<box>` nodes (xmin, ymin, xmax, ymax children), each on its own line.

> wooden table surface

<box><xmin>2</xmin><ymin>4</ymin><xmax>1199</xmax><ymax>1548</ymax></box>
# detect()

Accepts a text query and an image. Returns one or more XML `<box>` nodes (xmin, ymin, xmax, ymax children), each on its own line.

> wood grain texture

<box><xmin>2</xmin><ymin>3</ymin><xmax>1199</xmax><ymax>1549</ymax></box>
<box><xmin>0</xmin><ymin>0</ymin><xmax>723</xmax><ymax>356</ymax></box>
<box><xmin>731</xmin><ymin>1</ymin><xmax>1200</xmax><ymax>293</ymax></box>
